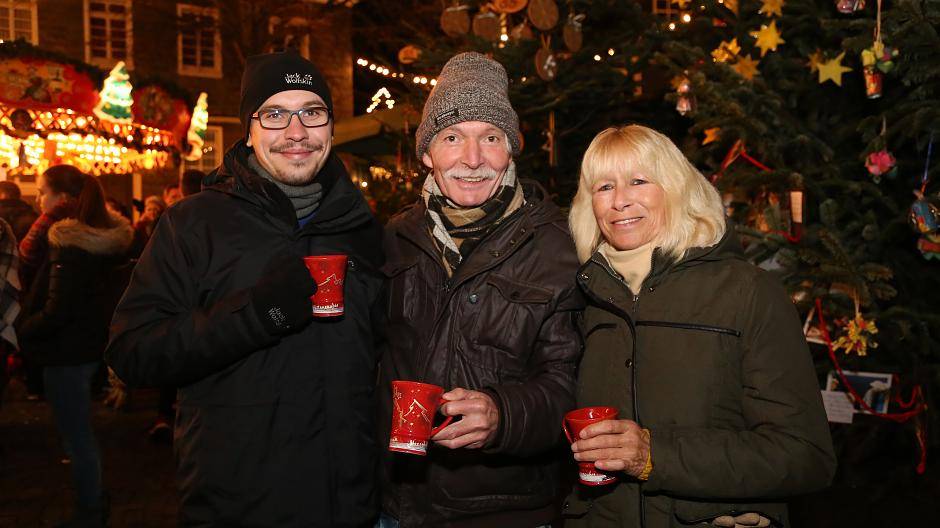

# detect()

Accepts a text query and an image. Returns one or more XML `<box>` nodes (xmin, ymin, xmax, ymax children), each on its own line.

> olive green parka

<box><xmin>563</xmin><ymin>228</ymin><xmax>835</xmax><ymax>528</ymax></box>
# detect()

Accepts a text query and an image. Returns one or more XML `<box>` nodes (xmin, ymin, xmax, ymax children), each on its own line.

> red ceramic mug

<box><xmin>389</xmin><ymin>380</ymin><xmax>454</xmax><ymax>456</ymax></box>
<box><xmin>303</xmin><ymin>255</ymin><xmax>347</xmax><ymax>317</ymax></box>
<box><xmin>564</xmin><ymin>406</ymin><xmax>620</xmax><ymax>486</ymax></box>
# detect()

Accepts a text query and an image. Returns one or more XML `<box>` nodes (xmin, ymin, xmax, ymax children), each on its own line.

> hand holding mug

<box><xmin>431</xmin><ymin>388</ymin><xmax>499</xmax><ymax>450</ymax></box>
<box><xmin>570</xmin><ymin>418</ymin><xmax>650</xmax><ymax>478</ymax></box>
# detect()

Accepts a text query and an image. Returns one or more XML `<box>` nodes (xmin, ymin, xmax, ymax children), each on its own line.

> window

<box><xmin>184</xmin><ymin>125</ymin><xmax>222</xmax><ymax>173</ymax></box>
<box><xmin>0</xmin><ymin>0</ymin><xmax>37</xmax><ymax>44</ymax></box>
<box><xmin>84</xmin><ymin>0</ymin><xmax>133</xmax><ymax>68</ymax></box>
<box><xmin>177</xmin><ymin>4</ymin><xmax>221</xmax><ymax>78</ymax></box>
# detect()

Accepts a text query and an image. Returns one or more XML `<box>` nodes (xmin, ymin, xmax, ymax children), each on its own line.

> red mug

<box><xmin>563</xmin><ymin>406</ymin><xmax>620</xmax><ymax>486</ymax></box>
<box><xmin>389</xmin><ymin>380</ymin><xmax>454</xmax><ymax>456</ymax></box>
<box><xmin>303</xmin><ymin>255</ymin><xmax>347</xmax><ymax>317</ymax></box>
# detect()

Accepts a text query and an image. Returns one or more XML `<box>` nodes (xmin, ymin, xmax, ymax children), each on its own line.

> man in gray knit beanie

<box><xmin>377</xmin><ymin>52</ymin><xmax>581</xmax><ymax>528</ymax></box>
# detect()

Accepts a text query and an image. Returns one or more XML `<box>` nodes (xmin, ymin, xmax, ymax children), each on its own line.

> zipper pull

<box><xmin>633</xmin><ymin>294</ymin><xmax>639</xmax><ymax>302</ymax></box>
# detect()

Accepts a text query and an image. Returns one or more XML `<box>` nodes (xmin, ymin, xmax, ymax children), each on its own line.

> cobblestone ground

<box><xmin>0</xmin><ymin>379</ymin><xmax>176</xmax><ymax>528</ymax></box>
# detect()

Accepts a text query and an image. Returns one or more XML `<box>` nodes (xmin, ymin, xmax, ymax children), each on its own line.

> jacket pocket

<box><xmin>469</xmin><ymin>273</ymin><xmax>554</xmax><ymax>358</ymax></box>
<box><xmin>381</xmin><ymin>258</ymin><xmax>422</xmax><ymax>324</ymax></box>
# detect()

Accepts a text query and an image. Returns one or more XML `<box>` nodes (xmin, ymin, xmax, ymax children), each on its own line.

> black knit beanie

<box><xmin>239</xmin><ymin>50</ymin><xmax>333</xmax><ymax>140</ymax></box>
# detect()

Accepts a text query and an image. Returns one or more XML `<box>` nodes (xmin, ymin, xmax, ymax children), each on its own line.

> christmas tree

<box><xmin>93</xmin><ymin>61</ymin><xmax>133</xmax><ymax>123</ymax></box>
<box><xmin>184</xmin><ymin>92</ymin><xmax>209</xmax><ymax>162</ymax></box>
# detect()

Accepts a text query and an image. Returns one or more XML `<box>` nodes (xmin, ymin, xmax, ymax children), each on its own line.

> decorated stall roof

<box><xmin>0</xmin><ymin>40</ymin><xmax>204</xmax><ymax>177</ymax></box>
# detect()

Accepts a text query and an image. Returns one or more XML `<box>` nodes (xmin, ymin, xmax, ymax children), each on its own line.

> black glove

<box><xmin>250</xmin><ymin>252</ymin><xmax>317</xmax><ymax>335</ymax></box>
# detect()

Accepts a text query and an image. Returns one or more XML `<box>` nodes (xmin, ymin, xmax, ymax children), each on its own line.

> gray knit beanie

<box><xmin>415</xmin><ymin>52</ymin><xmax>521</xmax><ymax>160</ymax></box>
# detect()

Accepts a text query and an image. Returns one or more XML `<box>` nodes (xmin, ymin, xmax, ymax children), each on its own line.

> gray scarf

<box><xmin>248</xmin><ymin>154</ymin><xmax>323</xmax><ymax>219</ymax></box>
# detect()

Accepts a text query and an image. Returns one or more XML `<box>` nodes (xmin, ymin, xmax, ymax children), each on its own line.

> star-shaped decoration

<box><xmin>711</xmin><ymin>38</ymin><xmax>741</xmax><ymax>63</ymax></box>
<box><xmin>806</xmin><ymin>49</ymin><xmax>824</xmax><ymax>72</ymax></box>
<box><xmin>750</xmin><ymin>20</ymin><xmax>785</xmax><ymax>57</ymax></box>
<box><xmin>703</xmin><ymin>128</ymin><xmax>722</xmax><ymax>145</ymax></box>
<box><xmin>759</xmin><ymin>0</ymin><xmax>785</xmax><ymax>18</ymax></box>
<box><xmin>732</xmin><ymin>54</ymin><xmax>761</xmax><ymax>80</ymax></box>
<box><xmin>817</xmin><ymin>51</ymin><xmax>852</xmax><ymax>86</ymax></box>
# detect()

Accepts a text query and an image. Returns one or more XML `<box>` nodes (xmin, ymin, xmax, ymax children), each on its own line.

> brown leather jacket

<box><xmin>378</xmin><ymin>183</ymin><xmax>583</xmax><ymax>527</ymax></box>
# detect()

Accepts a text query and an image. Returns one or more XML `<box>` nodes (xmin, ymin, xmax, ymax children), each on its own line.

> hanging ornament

<box><xmin>749</xmin><ymin>20</ymin><xmax>785</xmax><ymax>57</ymax></box>
<box><xmin>732</xmin><ymin>54</ymin><xmax>761</xmax><ymax>80</ymax></box>
<box><xmin>562</xmin><ymin>14</ymin><xmax>585</xmax><ymax>53</ymax></box>
<box><xmin>832</xmin><ymin>314</ymin><xmax>879</xmax><ymax>356</ymax></box>
<box><xmin>441</xmin><ymin>5</ymin><xmax>471</xmax><ymax>37</ymax></box>
<box><xmin>542</xmin><ymin>110</ymin><xmax>557</xmax><ymax>167</ymax></box>
<box><xmin>910</xmin><ymin>136</ymin><xmax>940</xmax><ymax>259</ymax></box>
<box><xmin>759</xmin><ymin>0</ymin><xmax>785</xmax><ymax>17</ymax></box>
<box><xmin>702</xmin><ymin>127</ymin><xmax>721</xmax><ymax>145</ymax></box>
<box><xmin>491</xmin><ymin>0</ymin><xmax>528</xmax><ymax>13</ymax></box>
<box><xmin>835</xmin><ymin>0</ymin><xmax>866</xmax><ymax>14</ymax></box>
<box><xmin>472</xmin><ymin>11</ymin><xmax>501</xmax><ymax>42</ymax></box>
<box><xmin>789</xmin><ymin>188</ymin><xmax>804</xmax><ymax>240</ymax></box>
<box><xmin>534</xmin><ymin>37</ymin><xmax>558</xmax><ymax>81</ymax></box>
<box><xmin>183</xmin><ymin>92</ymin><xmax>209</xmax><ymax>162</ymax></box>
<box><xmin>711</xmin><ymin>38</ymin><xmax>741</xmax><ymax>63</ymax></box>
<box><xmin>860</xmin><ymin>2</ymin><xmax>898</xmax><ymax>99</ymax></box>
<box><xmin>672</xmin><ymin>74</ymin><xmax>696</xmax><ymax>116</ymax></box>
<box><xmin>527</xmin><ymin>0</ymin><xmax>559</xmax><ymax>31</ymax></box>
<box><xmin>806</xmin><ymin>49</ymin><xmax>824</xmax><ymax>72</ymax></box>
<box><xmin>817</xmin><ymin>51</ymin><xmax>852</xmax><ymax>86</ymax></box>
<box><xmin>398</xmin><ymin>45</ymin><xmax>422</xmax><ymax>65</ymax></box>
<box><xmin>865</xmin><ymin>151</ymin><xmax>896</xmax><ymax>181</ymax></box>
<box><xmin>94</xmin><ymin>61</ymin><xmax>133</xmax><ymax>123</ymax></box>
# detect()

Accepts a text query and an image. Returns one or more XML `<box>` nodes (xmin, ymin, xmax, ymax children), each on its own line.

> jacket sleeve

<box><xmin>643</xmin><ymin>271</ymin><xmax>836</xmax><ymax>499</ymax></box>
<box><xmin>483</xmin><ymin>281</ymin><xmax>583</xmax><ymax>457</ymax></box>
<box><xmin>105</xmin><ymin>212</ymin><xmax>278</xmax><ymax>388</ymax></box>
<box><xmin>18</xmin><ymin>253</ymin><xmax>77</xmax><ymax>341</ymax></box>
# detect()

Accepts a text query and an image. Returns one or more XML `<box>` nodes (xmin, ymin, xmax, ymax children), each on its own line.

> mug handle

<box><xmin>563</xmin><ymin>419</ymin><xmax>573</xmax><ymax>444</ymax></box>
<box><xmin>430</xmin><ymin>395</ymin><xmax>455</xmax><ymax>437</ymax></box>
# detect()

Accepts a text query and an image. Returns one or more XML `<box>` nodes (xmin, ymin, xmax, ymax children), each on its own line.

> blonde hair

<box><xmin>568</xmin><ymin>125</ymin><xmax>726</xmax><ymax>263</ymax></box>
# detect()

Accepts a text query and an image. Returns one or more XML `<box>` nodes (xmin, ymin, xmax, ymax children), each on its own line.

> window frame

<box><xmin>176</xmin><ymin>3</ymin><xmax>222</xmax><ymax>79</ymax></box>
<box><xmin>83</xmin><ymin>0</ymin><xmax>134</xmax><ymax>69</ymax></box>
<box><xmin>0</xmin><ymin>0</ymin><xmax>38</xmax><ymax>45</ymax></box>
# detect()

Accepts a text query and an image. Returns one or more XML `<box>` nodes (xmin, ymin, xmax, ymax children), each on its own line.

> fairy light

<box><xmin>355</xmin><ymin>56</ymin><xmax>435</xmax><ymax>87</ymax></box>
<box><xmin>366</xmin><ymin>87</ymin><xmax>395</xmax><ymax>114</ymax></box>
<box><xmin>594</xmin><ymin>54</ymin><xmax>602</xmax><ymax>61</ymax></box>
<box><xmin>668</xmin><ymin>22</ymin><xmax>677</xmax><ymax>30</ymax></box>
<box><xmin>608</xmin><ymin>48</ymin><xmax>615</xmax><ymax>56</ymax></box>
<box><xmin>682</xmin><ymin>13</ymin><xmax>692</xmax><ymax>23</ymax></box>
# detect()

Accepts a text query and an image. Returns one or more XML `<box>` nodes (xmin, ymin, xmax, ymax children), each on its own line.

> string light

<box><xmin>355</xmin><ymin>56</ymin><xmax>436</xmax><ymax>86</ymax></box>
<box><xmin>594</xmin><ymin>54</ymin><xmax>602</xmax><ymax>61</ymax></box>
<box><xmin>366</xmin><ymin>87</ymin><xmax>395</xmax><ymax>113</ymax></box>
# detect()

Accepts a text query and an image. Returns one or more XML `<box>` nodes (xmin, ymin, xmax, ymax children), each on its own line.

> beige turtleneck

<box><xmin>599</xmin><ymin>241</ymin><xmax>655</xmax><ymax>295</ymax></box>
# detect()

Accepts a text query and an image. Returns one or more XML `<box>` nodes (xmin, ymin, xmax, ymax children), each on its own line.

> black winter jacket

<box><xmin>19</xmin><ymin>215</ymin><xmax>133</xmax><ymax>366</ymax></box>
<box><xmin>379</xmin><ymin>183</ymin><xmax>582</xmax><ymax>527</ymax></box>
<box><xmin>106</xmin><ymin>142</ymin><xmax>385</xmax><ymax>527</ymax></box>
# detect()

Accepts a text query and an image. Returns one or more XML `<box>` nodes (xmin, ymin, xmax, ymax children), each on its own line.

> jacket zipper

<box><xmin>588</xmin><ymin>254</ymin><xmax>651</xmax><ymax>528</ymax></box>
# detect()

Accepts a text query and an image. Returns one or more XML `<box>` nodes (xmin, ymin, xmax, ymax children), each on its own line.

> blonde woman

<box><xmin>563</xmin><ymin>125</ymin><xmax>835</xmax><ymax>528</ymax></box>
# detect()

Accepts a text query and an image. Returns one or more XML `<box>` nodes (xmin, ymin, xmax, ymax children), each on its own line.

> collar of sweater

<box><xmin>598</xmin><ymin>241</ymin><xmax>655</xmax><ymax>295</ymax></box>
<box><xmin>247</xmin><ymin>153</ymin><xmax>323</xmax><ymax>219</ymax></box>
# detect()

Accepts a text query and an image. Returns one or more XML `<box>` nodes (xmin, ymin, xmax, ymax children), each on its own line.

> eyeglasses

<box><xmin>251</xmin><ymin>107</ymin><xmax>332</xmax><ymax>129</ymax></box>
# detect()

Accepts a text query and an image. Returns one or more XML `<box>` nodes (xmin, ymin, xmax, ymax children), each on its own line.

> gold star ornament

<box><xmin>732</xmin><ymin>54</ymin><xmax>761</xmax><ymax>80</ymax></box>
<box><xmin>759</xmin><ymin>0</ymin><xmax>785</xmax><ymax>18</ymax></box>
<box><xmin>711</xmin><ymin>38</ymin><xmax>741</xmax><ymax>63</ymax></box>
<box><xmin>750</xmin><ymin>20</ymin><xmax>785</xmax><ymax>57</ymax></box>
<box><xmin>806</xmin><ymin>49</ymin><xmax>824</xmax><ymax>73</ymax></box>
<box><xmin>817</xmin><ymin>51</ymin><xmax>853</xmax><ymax>86</ymax></box>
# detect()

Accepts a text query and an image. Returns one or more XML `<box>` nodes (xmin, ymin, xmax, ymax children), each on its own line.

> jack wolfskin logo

<box><xmin>267</xmin><ymin>307</ymin><xmax>287</xmax><ymax>328</ymax></box>
<box><xmin>435</xmin><ymin>108</ymin><xmax>460</xmax><ymax>126</ymax></box>
<box><xmin>285</xmin><ymin>73</ymin><xmax>314</xmax><ymax>85</ymax></box>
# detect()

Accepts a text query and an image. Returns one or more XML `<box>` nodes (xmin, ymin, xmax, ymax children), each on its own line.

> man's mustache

<box><xmin>270</xmin><ymin>141</ymin><xmax>325</xmax><ymax>153</ymax></box>
<box><xmin>444</xmin><ymin>166</ymin><xmax>499</xmax><ymax>180</ymax></box>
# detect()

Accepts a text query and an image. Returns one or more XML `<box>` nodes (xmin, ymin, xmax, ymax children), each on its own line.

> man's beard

<box><xmin>443</xmin><ymin>165</ymin><xmax>500</xmax><ymax>182</ymax></box>
<box><xmin>268</xmin><ymin>140</ymin><xmax>329</xmax><ymax>185</ymax></box>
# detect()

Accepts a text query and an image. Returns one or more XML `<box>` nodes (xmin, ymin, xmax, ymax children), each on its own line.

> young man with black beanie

<box><xmin>106</xmin><ymin>50</ymin><xmax>384</xmax><ymax>527</ymax></box>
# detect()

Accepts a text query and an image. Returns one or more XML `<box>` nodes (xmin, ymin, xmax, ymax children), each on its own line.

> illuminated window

<box><xmin>84</xmin><ymin>0</ymin><xmax>133</xmax><ymax>68</ymax></box>
<box><xmin>177</xmin><ymin>4</ymin><xmax>221</xmax><ymax>78</ymax></box>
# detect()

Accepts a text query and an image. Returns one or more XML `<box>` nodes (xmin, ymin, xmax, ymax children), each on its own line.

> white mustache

<box><xmin>443</xmin><ymin>166</ymin><xmax>499</xmax><ymax>180</ymax></box>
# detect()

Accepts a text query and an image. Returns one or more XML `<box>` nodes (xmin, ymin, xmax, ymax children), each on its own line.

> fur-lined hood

<box><xmin>48</xmin><ymin>213</ymin><xmax>134</xmax><ymax>255</ymax></box>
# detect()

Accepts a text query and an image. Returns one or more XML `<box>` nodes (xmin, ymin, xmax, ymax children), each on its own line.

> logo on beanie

<box><xmin>285</xmin><ymin>73</ymin><xmax>314</xmax><ymax>85</ymax></box>
<box><xmin>435</xmin><ymin>108</ymin><xmax>460</xmax><ymax>126</ymax></box>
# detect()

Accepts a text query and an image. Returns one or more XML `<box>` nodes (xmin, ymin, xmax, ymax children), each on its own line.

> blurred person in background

<box><xmin>0</xmin><ymin>180</ymin><xmax>38</xmax><ymax>242</ymax></box>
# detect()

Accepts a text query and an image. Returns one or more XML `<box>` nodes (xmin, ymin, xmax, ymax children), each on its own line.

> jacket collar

<box><xmin>204</xmin><ymin>140</ymin><xmax>373</xmax><ymax>234</ymax></box>
<box><xmin>48</xmin><ymin>214</ymin><xmax>134</xmax><ymax>255</ymax></box>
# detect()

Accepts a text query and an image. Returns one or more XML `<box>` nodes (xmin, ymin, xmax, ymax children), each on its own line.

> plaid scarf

<box><xmin>423</xmin><ymin>162</ymin><xmax>525</xmax><ymax>275</ymax></box>
<box><xmin>0</xmin><ymin>219</ymin><xmax>20</xmax><ymax>349</ymax></box>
